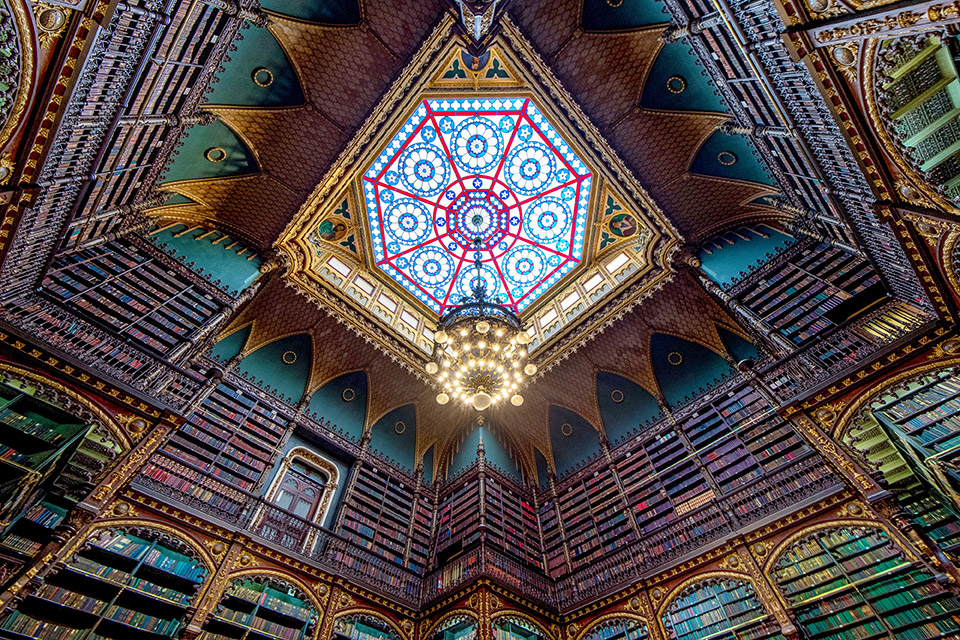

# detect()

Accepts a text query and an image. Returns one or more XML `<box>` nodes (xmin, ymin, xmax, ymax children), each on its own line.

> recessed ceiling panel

<box><xmin>362</xmin><ymin>97</ymin><xmax>592</xmax><ymax>315</ymax></box>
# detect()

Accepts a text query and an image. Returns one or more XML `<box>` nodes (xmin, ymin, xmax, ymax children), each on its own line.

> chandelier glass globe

<box><xmin>426</xmin><ymin>238</ymin><xmax>536</xmax><ymax>409</ymax></box>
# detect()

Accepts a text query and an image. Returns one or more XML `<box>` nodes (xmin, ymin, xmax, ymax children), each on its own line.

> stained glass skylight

<box><xmin>362</xmin><ymin>97</ymin><xmax>592</xmax><ymax>315</ymax></box>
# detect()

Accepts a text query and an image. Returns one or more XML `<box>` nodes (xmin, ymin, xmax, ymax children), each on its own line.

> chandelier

<box><xmin>427</xmin><ymin>237</ymin><xmax>537</xmax><ymax>411</ymax></box>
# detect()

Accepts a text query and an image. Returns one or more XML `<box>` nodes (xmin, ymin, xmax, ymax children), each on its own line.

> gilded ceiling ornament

<box><xmin>717</xmin><ymin>151</ymin><xmax>738</xmax><ymax>166</ymax></box>
<box><xmin>394</xmin><ymin>420</ymin><xmax>406</xmax><ymax>434</ymax></box>
<box><xmin>718</xmin><ymin>553</ymin><xmax>741</xmax><ymax>569</ymax></box>
<box><xmin>204</xmin><ymin>147</ymin><xmax>227</xmax><ymax>162</ymax></box>
<box><xmin>204</xmin><ymin>539</ymin><xmax>228</xmax><ymax>562</ymax></box>
<box><xmin>560</xmin><ymin>422</ymin><xmax>573</xmax><ymax>437</ymax></box>
<box><xmin>928</xmin><ymin>337</ymin><xmax>960</xmax><ymax>359</ymax></box>
<box><xmin>751</xmin><ymin>542</ymin><xmax>768</xmax><ymax>558</ymax></box>
<box><xmin>116</xmin><ymin>413</ymin><xmax>150</xmax><ymax>436</ymax></box>
<box><xmin>650</xmin><ymin>586</ymin><xmax>663</xmax><ymax>602</ymax></box>
<box><xmin>0</xmin><ymin>153</ymin><xmax>13</xmax><ymax>185</ymax></box>
<box><xmin>611</xmin><ymin>389</ymin><xmax>624</xmax><ymax>403</ymax></box>
<box><xmin>667</xmin><ymin>351</ymin><xmax>683</xmax><ymax>366</ymax></box>
<box><xmin>33</xmin><ymin>2</ymin><xmax>69</xmax><ymax>48</ymax></box>
<box><xmin>812</xmin><ymin>403</ymin><xmax>844</xmax><ymax>427</ymax></box>
<box><xmin>827</xmin><ymin>43</ymin><xmax>859</xmax><ymax>83</ymax></box>
<box><xmin>281</xmin><ymin>350</ymin><xmax>297</xmax><ymax>365</ymax></box>
<box><xmin>838</xmin><ymin>500</ymin><xmax>866</xmax><ymax>517</ymax></box>
<box><xmin>666</xmin><ymin>75</ymin><xmax>686</xmax><ymax>94</ymax></box>
<box><xmin>342</xmin><ymin>387</ymin><xmax>355</xmax><ymax>402</ymax></box>
<box><xmin>251</xmin><ymin>67</ymin><xmax>273</xmax><ymax>87</ymax></box>
<box><xmin>106</xmin><ymin>500</ymin><xmax>137</xmax><ymax>518</ymax></box>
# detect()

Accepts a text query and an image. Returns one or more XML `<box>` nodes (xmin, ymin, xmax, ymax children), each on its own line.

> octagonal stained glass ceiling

<box><xmin>362</xmin><ymin>97</ymin><xmax>592</xmax><ymax>315</ymax></box>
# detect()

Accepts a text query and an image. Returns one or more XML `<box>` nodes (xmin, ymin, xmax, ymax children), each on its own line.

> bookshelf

<box><xmin>540</xmin><ymin>378</ymin><xmax>814</xmax><ymax>587</ymax></box>
<box><xmin>772</xmin><ymin>526</ymin><xmax>960</xmax><ymax>640</ymax></box>
<box><xmin>333</xmin><ymin>615</ymin><xmax>400</xmax><ymax>640</ymax></box>
<box><xmin>662</xmin><ymin>578</ymin><xmax>784</xmax><ymax>640</ymax></box>
<box><xmin>869</xmin><ymin>370</ymin><xmax>960</xmax><ymax>486</ymax></box>
<box><xmin>200</xmin><ymin>577</ymin><xmax>317</xmax><ymax>640</ymax></box>
<box><xmin>482</xmin><ymin>473</ymin><xmax>543</xmax><ymax>570</ymax></box>
<box><xmin>337</xmin><ymin>460</ymin><xmax>433</xmax><ymax>572</ymax></box>
<box><xmin>41</xmin><ymin>239</ymin><xmax>222</xmax><ymax>357</ymax></box>
<box><xmin>0</xmin><ymin>383</ymin><xmax>90</xmax><ymax>559</ymax></box>
<box><xmin>425</xmin><ymin>618</ymin><xmax>477</xmax><ymax>640</ymax></box>
<box><xmin>492</xmin><ymin>618</ymin><xmax>548</xmax><ymax>640</ymax></box>
<box><xmin>0</xmin><ymin>529</ymin><xmax>206</xmax><ymax>640</ymax></box>
<box><xmin>583</xmin><ymin>619</ymin><xmax>648</xmax><ymax>640</ymax></box>
<box><xmin>139</xmin><ymin>382</ymin><xmax>288</xmax><ymax>518</ymax></box>
<box><xmin>735</xmin><ymin>243</ymin><xmax>882</xmax><ymax>345</ymax></box>
<box><xmin>435</xmin><ymin>477</ymin><xmax>482</xmax><ymax>563</ymax></box>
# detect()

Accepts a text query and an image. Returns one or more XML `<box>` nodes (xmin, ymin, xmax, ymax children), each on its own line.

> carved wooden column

<box><xmin>181</xmin><ymin>537</ymin><xmax>245</xmax><ymax>639</ymax></box>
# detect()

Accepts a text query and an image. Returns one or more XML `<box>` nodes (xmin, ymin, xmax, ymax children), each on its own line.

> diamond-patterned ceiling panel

<box><xmin>362</xmin><ymin>97</ymin><xmax>592</xmax><ymax>315</ymax></box>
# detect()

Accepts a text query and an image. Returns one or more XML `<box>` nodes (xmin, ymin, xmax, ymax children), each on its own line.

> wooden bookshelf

<box><xmin>582</xmin><ymin>619</ymin><xmax>648</xmax><ymax>640</ymax></box>
<box><xmin>735</xmin><ymin>243</ymin><xmax>882</xmax><ymax>346</ymax></box>
<box><xmin>492</xmin><ymin>619</ymin><xmax>549</xmax><ymax>640</ymax></box>
<box><xmin>0</xmin><ymin>384</ymin><xmax>90</xmax><ymax>558</ymax></box>
<box><xmin>482</xmin><ymin>473</ymin><xmax>543</xmax><ymax>570</ymax></box>
<box><xmin>332</xmin><ymin>615</ymin><xmax>400</xmax><ymax>640</ymax></box>
<box><xmin>41</xmin><ymin>239</ymin><xmax>222</xmax><ymax>357</ymax></box>
<box><xmin>539</xmin><ymin>379</ymin><xmax>815</xmax><ymax>588</ymax></box>
<box><xmin>201</xmin><ymin>577</ymin><xmax>317</xmax><ymax>640</ymax></box>
<box><xmin>139</xmin><ymin>382</ymin><xmax>287</xmax><ymax>518</ymax></box>
<box><xmin>0</xmin><ymin>529</ymin><xmax>205</xmax><ymax>640</ymax></box>
<box><xmin>662</xmin><ymin>578</ymin><xmax>784</xmax><ymax>640</ymax></box>
<box><xmin>773</xmin><ymin>526</ymin><xmax>960</xmax><ymax>640</ymax></box>
<box><xmin>337</xmin><ymin>460</ymin><xmax>433</xmax><ymax>572</ymax></box>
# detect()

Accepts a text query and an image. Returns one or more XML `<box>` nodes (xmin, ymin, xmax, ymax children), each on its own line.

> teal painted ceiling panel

<box><xmin>642</xmin><ymin>40</ymin><xmax>728</xmax><ymax>113</ymax></box>
<box><xmin>549</xmin><ymin>406</ymin><xmax>602</xmax><ymax>478</ymax></box>
<box><xmin>690</xmin><ymin>129</ymin><xmax>774</xmax><ymax>186</ymax></box>
<box><xmin>260</xmin><ymin>0</ymin><xmax>360</xmax><ymax>23</ymax></box>
<box><xmin>581</xmin><ymin>0</ymin><xmax>669</xmax><ymax>31</ymax></box>
<box><xmin>236</xmin><ymin>333</ymin><xmax>311</xmax><ymax>404</ymax></box>
<box><xmin>211</xmin><ymin>326</ymin><xmax>249</xmax><ymax>363</ymax></box>
<box><xmin>369</xmin><ymin>404</ymin><xmax>417</xmax><ymax>473</ymax></box>
<box><xmin>597</xmin><ymin>371</ymin><xmax>663</xmax><ymax>445</ymax></box>
<box><xmin>150</xmin><ymin>224</ymin><xmax>261</xmax><ymax>296</ymax></box>
<box><xmin>160</xmin><ymin>120</ymin><xmax>257</xmax><ymax>184</ymax></box>
<box><xmin>307</xmin><ymin>371</ymin><xmax>368</xmax><ymax>442</ymax></box>
<box><xmin>699</xmin><ymin>224</ymin><xmax>795</xmax><ymax>288</ymax></box>
<box><xmin>207</xmin><ymin>24</ymin><xmax>304</xmax><ymax>107</ymax></box>
<box><xmin>651</xmin><ymin>333</ymin><xmax>735</xmax><ymax>408</ymax></box>
<box><xmin>718</xmin><ymin>326</ymin><xmax>760</xmax><ymax>364</ymax></box>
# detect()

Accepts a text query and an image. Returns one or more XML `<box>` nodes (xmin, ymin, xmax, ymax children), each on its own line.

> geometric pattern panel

<box><xmin>362</xmin><ymin>97</ymin><xmax>592</xmax><ymax>314</ymax></box>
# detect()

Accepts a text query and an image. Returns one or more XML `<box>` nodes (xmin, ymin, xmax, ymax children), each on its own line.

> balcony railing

<box><xmin>133</xmin><ymin>451</ymin><xmax>843</xmax><ymax>611</ymax></box>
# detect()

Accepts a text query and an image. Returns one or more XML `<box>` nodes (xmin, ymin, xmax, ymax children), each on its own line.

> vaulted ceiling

<box><xmin>141</xmin><ymin>0</ymin><xmax>799</xmax><ymax>480</ymax></box>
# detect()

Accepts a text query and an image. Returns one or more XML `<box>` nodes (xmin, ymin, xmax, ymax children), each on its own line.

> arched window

<box><xmin>200</xmin><ymin>575</ymin><xmax>318</xmax><ymax>640</ymax></box>
<box><xmin>251</xmin><ymin>448</ymin><xmax>339</xmax><ymax>554</ymax></box>
<box><xmin>771</xmin><ymin>525</ymin><xmax>960</xmax><ymax>639</ymax></box>
<box><xmin>0</xmin><ymin>526</ymin><xmax>207</xmax><ymax>639</ymax></box>
<box><xmin>662</xmin><ymin>577</ymin><xmax>784</xmax><ymax>640</ymax></box>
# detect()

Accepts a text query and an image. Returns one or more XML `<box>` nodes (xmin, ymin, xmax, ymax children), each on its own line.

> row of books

<box><xmin>0</xmin><ymin>409</ymin><xmax>63</xmax><ymax>443</ymax></box>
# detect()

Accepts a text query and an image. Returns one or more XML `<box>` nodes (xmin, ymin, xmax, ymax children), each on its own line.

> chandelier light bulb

<box><xmin>524</xmin><ymin>363</ymin><xmax>537</xmax><ymax>376</ymax></box>
<box><xmin>511</xmin><ymin>394</ymin><xmax>524</xmax><ymax>406</ymax></box>
<box><xmin>435</xmin><ymin>331</ymin><xmax>448</xmax><ymax>344</ymax></box>
<box><xmin>471</xmin><ymin>392</ymin><xmax>493</xmax><ymax>411</ymax></box>
<box><xmin>517</xmin><ymin>332</ymin><xmax>531</xmax><ymax>345</ymax></box>
<box><xmin>425</xmin><ymin>362</ymin><xmax>439</xmax><ymax>374</ymax></box>
<box><xmin>476</xmin><ymin>321</ymin><xmax>490</xmax><ymax>334</ymax></box>
<box><xmin>436</xmin><ymin>393</ymin><xmax>449</xmax><ymax>405</ymax></box>
<box><xmin>478</xmin><ymin>341</ymin><xmax>486</xmax><ymax>349</ymax></box>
